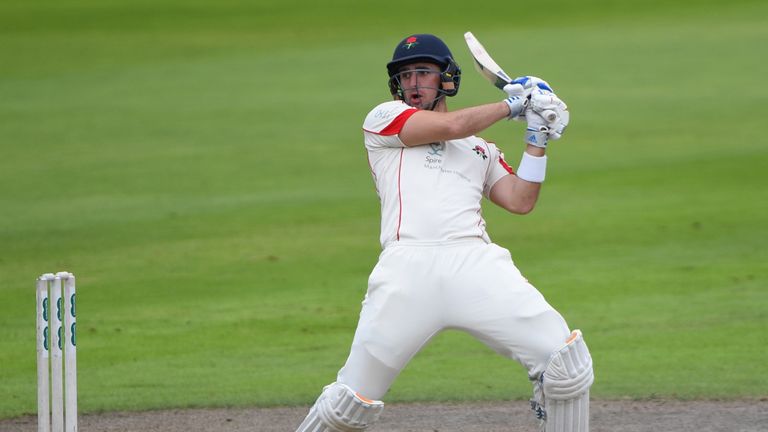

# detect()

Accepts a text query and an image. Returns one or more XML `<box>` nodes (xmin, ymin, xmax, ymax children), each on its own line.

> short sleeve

<box><xmin>363</xmin><ymin>101</ymin><xmax>419</xmax><ymax>149</ymax></box>
<box><xmin>483</xmin><ymin>143</ymin><xmax>516</xmax><ymax>197</ymax></box>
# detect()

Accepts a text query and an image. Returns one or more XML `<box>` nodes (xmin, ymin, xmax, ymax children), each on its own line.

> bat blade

<box><xmin>465</xmin><ymin>32</ymin><xmax>559</xmax><ymax>123</ymax></box>
<box><xmin>463</xmin><ymin>31</ymin><xmax>512</xmax><ymax>90</ymax></box>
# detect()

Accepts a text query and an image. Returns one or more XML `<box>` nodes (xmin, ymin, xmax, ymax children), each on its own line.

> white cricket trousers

<box><xmin>337</xmin><ymin>239</ymin><xmax>571</xmax><ymax>400</ymax></box>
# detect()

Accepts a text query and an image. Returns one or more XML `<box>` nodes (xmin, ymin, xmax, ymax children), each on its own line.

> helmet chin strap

<box><xmin>427</xmin><ymin>92</ymin><xmax>446</xmax><ymax>111</ymax></box>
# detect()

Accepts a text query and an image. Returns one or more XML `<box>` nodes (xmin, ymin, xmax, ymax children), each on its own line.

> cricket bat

<box><xmin>464</xmin><ymin>31</ymin><xmax>557</xmax><ymax>122</ymax></box>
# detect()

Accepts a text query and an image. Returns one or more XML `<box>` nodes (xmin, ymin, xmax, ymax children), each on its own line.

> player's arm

<box><xmin>399</xmin><ymin>100</ymin><xmax>518</xmax><ymax>147</ymax></box>
<box><xmin>490</xmin><ymin>86</ymin><xmax>570</xmax><ymax>214</ymax></box>
<box><xmin>489</xmin><ymin>146</ymin><xmax>545</xmax><ymax>215</ymax></box>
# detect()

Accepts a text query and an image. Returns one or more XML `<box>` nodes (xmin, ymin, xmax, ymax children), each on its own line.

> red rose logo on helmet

<box><xmin>404</xmin><ymin>36</ymin><xmax>419</xmax><ymax>49</ymax></box>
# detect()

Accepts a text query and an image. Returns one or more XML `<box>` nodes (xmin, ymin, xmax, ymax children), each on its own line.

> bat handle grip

<box><xmin>541</xmin><ymin>110</ymin><xmax>558</xmax><ymax>123</ymax></box>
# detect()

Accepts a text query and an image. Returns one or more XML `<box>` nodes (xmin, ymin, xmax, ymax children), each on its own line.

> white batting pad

<box><xmin>542</xmin><ymin>330</ymin><xmax>594</xmax><ymax>432</ymax></box>
<box><xmin>296</xmin><ymin>382</ymin><xmax>384</xmax><ymax>432</ymax></box>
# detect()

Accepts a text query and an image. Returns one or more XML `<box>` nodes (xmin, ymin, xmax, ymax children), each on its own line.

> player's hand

<box><xmin>524</xmin><ymin>108</ymin><xmax>551</xmax><ymax>148</ymax></box>
<box><xmin>529</xmin><ymin>87</ymin><xmax>569</xmax><ymax>140</ymax></box>
<box><xmin>524</xmin><ymin>88</ymin><xmax>570</xmax><ymax>147</ymax></box>
<box><xmin>511</xmin><ymin>76</ymin><xmax>553</xmax><ymax>92</ymax></box>
<box><xmin>502</xmin><ymin>83</ymin><xmax>528</xmax><ymax>119</ymax></box>
<box><xmin>504</xmin><ymin>76</ymin><xmax>552</xmax><ymax>121</ymax></box>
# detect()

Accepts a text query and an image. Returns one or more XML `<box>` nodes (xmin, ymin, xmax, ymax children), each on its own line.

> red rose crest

<box><xmin>473</xmin><ymin>145</ymin><xmax>488</xmax><ymax>159</ymax></box>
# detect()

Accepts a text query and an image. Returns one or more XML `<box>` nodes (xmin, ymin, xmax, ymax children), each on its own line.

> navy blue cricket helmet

<box><xmin>387</xmin><ymin>34</ymin><xmax>461</xmax><ymax>98</ymax></box>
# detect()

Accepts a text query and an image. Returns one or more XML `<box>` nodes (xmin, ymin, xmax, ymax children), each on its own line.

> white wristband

<box><xmin>516</xmin><ymin>152</ymin><xmax>547</xmax><ymax>183</ymax></box>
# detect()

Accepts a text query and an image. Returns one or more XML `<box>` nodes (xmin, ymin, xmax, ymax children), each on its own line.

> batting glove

<box><xmin>504</xmin><ymin>76</ymin><xmax>552</xmax><ymax>121</ymax></box>
<box><xmin>503</xmin><ymin>83</ymin><xmax>528</xmax><ymax>119</ymax></box>
<box><xmin>525</xmin><ymin>109</ymin><xmax>551</xmax><ymax>148</ymax></box>
<box><xmin>529</xmin><ymin>87</ymin><xmax>569</xmax><ymax>140</ymax></box>
<box><xmin>511</xmin><ymin>76</ymin><xmax>553</xmax><ymax>92</ymax></box>
<box><xmin>524</xmin><ymin>88</ymin><xmax>570</xmax><ymax>147</ymax></box>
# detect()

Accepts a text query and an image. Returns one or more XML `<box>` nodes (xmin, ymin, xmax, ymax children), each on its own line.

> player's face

<box><xmin>396</xmin><ymin>62</ymin><xmax>442</xmax><ymax>109</ymax></box>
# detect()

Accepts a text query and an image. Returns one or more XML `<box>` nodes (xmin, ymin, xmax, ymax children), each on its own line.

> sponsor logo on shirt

<box><xmin>424</xmin><ymin>142</ymin><xmax>445</xmax><ymax>170</ymax></box>
<box><xmin>373</xmin><ymin>107</ymin><xmax>394</xmax><ymax>120</ymax></box>
<box><xmin>428</xmin><ymin>142</ymin><xmax>444</xmax><ymax>156</ymax></box>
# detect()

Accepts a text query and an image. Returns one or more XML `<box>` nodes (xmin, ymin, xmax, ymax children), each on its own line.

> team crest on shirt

<box><xmin>472</xmin><ymin>145</ymin><xmax>488</xmax><ymax>160</ymax></box>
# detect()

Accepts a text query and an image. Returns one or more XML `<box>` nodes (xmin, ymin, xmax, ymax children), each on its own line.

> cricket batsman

<box><xmin>295</xmin><ymin>33</ymin><xmax>593</xmax><ymax>432</ymax></box>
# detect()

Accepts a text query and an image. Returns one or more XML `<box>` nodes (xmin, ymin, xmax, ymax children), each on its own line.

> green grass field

<box><xmin>1</xmin><ymin>0</ymin><xmax>767</xmax><ymax>419</ymax></box>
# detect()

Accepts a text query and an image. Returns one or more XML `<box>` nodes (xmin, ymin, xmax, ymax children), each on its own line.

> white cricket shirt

<box><xmin>363</xmin><ymin>100</ymin><xmax>516</xmax><ymax>248</ymax></box>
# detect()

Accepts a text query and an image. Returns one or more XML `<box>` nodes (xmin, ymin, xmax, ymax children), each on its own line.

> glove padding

<box><xmin>503</xmin><ymin>83</ymin><xmax>528</xmax><ymax>119</ymax></box>
<box><xmin>528</xmin><ymin>87</ymin><xmax>569</xmax><ymax>142</ymax></box>
<box><xmin>504</xmin><ymin>76</ymin><xmax>570</xmax><ymax>147</ymax></box>
<box><xmin>511</xmin><ymin>75</ymin><xmax>553</xmax><ymax>92</ymax></box>
<box><xmin>503</xmin><ymin>76</ymin><xmax>554</xmax><ymax>122</ymax></box>
<box><xmin>524</xmin><ymin>109</ymin><xmax>551</xmax><ymax>148</ymax></box>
